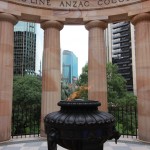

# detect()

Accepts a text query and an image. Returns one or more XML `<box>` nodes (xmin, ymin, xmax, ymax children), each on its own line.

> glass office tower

<box><xmin>62</xmin><ymin>50</ymin><xmax>78</xmax><ymax>84</ymax></box>
<box><xmin>111</xmin><ymin>21</ymin><xmax>133</xmax><ymax>91</ymax></box>
<box><xmin>14</xmin><ymin>21</ymin><xmax>36</xmax><ymax>75</ymax></box>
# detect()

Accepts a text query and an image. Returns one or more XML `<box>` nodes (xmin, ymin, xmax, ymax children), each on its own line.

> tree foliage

<box><xmin>77</xmin><ymin>63</ymin><xmax>88</xmax><ymax>86</ymax></box>
<box><xmin>71</xmin><ymin>62</ymin><xmax>137</xmax><ymax>106</ymax></box>
<box><xmin>12</xmin><ymin>75</ymin><xmax>42</xmax><ymax>135</ymax></box>
<box><xmin>107</xmin><ymin>62</ymin><xmax>136</xmax><ymax>106</ymax></box>
<box><xmin>107</xmin><ymin>62</ymin><xmax>127</xmax><ymax>98</ymax></box>
<box><xmin>13</xmin><ymin>75</ymin><xmax>42</xmax><ymax>104</ymax></box>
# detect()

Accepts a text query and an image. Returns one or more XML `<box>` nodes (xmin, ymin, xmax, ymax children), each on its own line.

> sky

<box><xmin>36</xmin><ymin>25</ymin><xmax>88</xmax><ymax>76</ymax></box>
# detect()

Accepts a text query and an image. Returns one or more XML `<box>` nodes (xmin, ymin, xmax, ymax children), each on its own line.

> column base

<box><xmin>138</xmin><ymin>137</ymin><xmax>150</xmax><ymax>144</ymax></box>
<box><xmin>40</xmin><ymin>131</ymin><xmax>47</xmax><ymax>137</ymax></box>
<box><xmin>0</xmin><ymin>137</ymin><xmax>11</xmax><ymax>143</ymax></box>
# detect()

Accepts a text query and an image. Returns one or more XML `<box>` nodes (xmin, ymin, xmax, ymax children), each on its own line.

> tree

<box><xmin>69</xmin><ymin>62</ymin><xmax>136</xmax><ymax>106</ymax></box>
<box><xmin>13</xmin><ymin>75</ymin><xmax>42</xmax><ymax>104</ymax></box>
<box><xmin>107</xmin><ymin>62</ymin><xmax>136</xmax><ymax>106</ymax></box>
<box><xmin>107</xmin><ymin>62</ymin><xmax>127</xmax><ymax>103</ymax></box>
<box><xmin>12</xmin><ymin>75</ymin><xmax>42</xmax><ymax>135</ymax></box>
<box><xmin>77</xmin><ymin>63</ymin><xmax>88</xmax><ymax>86</ymax></box>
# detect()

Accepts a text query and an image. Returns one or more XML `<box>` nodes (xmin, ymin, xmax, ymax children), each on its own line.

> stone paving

<box><xmin>0</xmin><ymin>137</ymin><xmax>150</xmax><ymax>150</ymax></box>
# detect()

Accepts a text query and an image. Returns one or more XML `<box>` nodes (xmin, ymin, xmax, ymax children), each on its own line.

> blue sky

<box><xmin>36</xmin><ymin>25</ymin><xmax>88</xmax><ymax>76</ymax></box>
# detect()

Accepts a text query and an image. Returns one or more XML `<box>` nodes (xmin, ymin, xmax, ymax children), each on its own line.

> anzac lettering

<box><xmin>18</xmin><ymin>0</ymin><xmax>133</xmax><ymax>8</ymax></box>
<box><xmin>60</xmin><ymin>1</ymin><xmax>89</xmax><ymax>7</ymax></box>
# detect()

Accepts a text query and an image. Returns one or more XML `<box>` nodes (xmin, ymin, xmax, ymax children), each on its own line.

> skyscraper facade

<box><xmin>110</xmin><ymin>21</ymin><xmax>134</xmax><ymax>92</ymax></box>
<box><xmin>14</xmin><ymin>21</ymin><xmax>36</xmax><ymax>75</ymax></box>
<box><xmin>62</xmin><ymin>50</ymin><xmax>78</xmax><ymax>84</ymax></box>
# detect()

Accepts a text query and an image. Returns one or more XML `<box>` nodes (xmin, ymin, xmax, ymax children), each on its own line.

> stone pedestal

<box><xmin>132</xmin><ymin>13</ymin><xmax>150</xmax><ymax>142</ymax></box>
<box><xmin>40</xmin><ymin>21</ymin><xmax>63</xmax><ymax>136</ymax></box>
<box><xmin>0</xmin><ymin>13</ymin><xmax>17</xmax><ymax>142</ymax></box>
<box><xmin>85</xmin><ymin>20</ymin><xmax>108</xmax><ymax>111</ymax></box>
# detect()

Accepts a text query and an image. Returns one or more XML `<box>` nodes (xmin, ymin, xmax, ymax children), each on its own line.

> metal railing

<box><xmin>12</xmin><ymin>103</ymin><xmax>41</xmax><ymax>138</ymax></box>
<box><xmin>11</xmin><ymin>103</ymin><xmax>138</xmax><ymax>138</ymax></box>
<box><xmin>109</xmin><ymin>105</ymin><xmax>138</xmax><ymax>138</ymax></box>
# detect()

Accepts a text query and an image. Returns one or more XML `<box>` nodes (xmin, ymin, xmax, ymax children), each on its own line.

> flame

<box><xmin>67</xmin><ymin>85</ymin><xmax>89</xmax><ymax>101</ymax></box>
<box><xmin>67</xmin><ymin>91</ymin><xmax>79</xmax><ymax>101</ymax></box>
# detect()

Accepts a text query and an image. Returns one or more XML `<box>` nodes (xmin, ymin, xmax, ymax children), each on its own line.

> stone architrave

<box><xmin>40</xmin><ymin>21</ymin><xmax>63</xmax><ymax>136</ymax></box>
<box><xmin>131</xmin><ymin>13</ymin><xmax>150</xmax><ymax>142</ymax></box>
<box><xmin>0</xmin><ymin>13</ymin><xmax>17</xmax><ymax>142</ymax></box>
<box><xmin>85</xmin><ymin>20</ymin><xmax>108</xmax><ymax>111</ymax></box>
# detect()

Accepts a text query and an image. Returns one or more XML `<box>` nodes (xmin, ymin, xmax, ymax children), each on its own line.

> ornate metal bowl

<box><xmin>44</xmin><ymin>100</ymin><xmax>120</xmax><ymax>150</ymax></box>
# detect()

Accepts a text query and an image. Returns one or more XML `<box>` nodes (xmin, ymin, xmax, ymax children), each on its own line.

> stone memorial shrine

<box><xmin>0</xmin><ymin>0</ymin><xmax>150</xmax><ymax>144</ymax></box>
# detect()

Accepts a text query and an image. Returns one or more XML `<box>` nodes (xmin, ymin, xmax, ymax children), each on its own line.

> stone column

<box><xmin>40</xmin><ymin>21</ymin><xmax>63</xmax><ymax>136</ymax></box>
<box><xmin>0</xmin><ymin>13</ymin><xmax>17</xmax><ymax>142</ymax></box>
<box><xmin>131</xmin><ymin>13</ymin><xmax>150</xmax><ymax>142</ymax></box>
<box><xmin>85</xmin><ymin>20</ymin><xmax>108</xmax><ymax>111</ymax></box>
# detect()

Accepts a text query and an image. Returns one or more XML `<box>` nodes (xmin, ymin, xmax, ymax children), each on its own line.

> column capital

<box><xmin>85</xmin><ymin>20</ymin><xmax>107</xmax><ymax>30</ymax></box>
<box><xmin>131</xmin><ymin>13</ymin><xmax>150</xmax><ymax>25</ymax></box>
<box><xmin>41</xmin><ymin>20</ymin><xmax>64</xmax><ymax>30</ymax></box>
<box><xmin>0</xmin><ymin>13</ymin><xmax>18</xmax><ymax>25</ymax></box>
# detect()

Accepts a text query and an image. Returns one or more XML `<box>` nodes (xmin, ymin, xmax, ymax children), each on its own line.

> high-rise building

<box><xmin>62</xmin><ymin>50</ymin><xmax>78</xmax><ymax>84</ymax></box>
<box><xmin>14</xmin><ymin>21</ymin><xmax>36</xmax><ymax>75</ymax></box>
<box><xmin>110</xmin><ymin>21</ymin><xmax>134</xmax><ymax>92</ymax></box>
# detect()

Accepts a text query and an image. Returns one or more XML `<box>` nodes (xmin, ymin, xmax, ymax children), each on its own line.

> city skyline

<box><xmin>36</xmin><ymin>24</ymin><xmax>88</xmax><ymax>75</ymax></box>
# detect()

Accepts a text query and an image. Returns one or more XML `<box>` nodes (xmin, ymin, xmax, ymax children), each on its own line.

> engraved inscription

<box><xmin>15</xmin><ymin>0</ymin><xmax>138</xmax><ymax>9</ymax></box>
